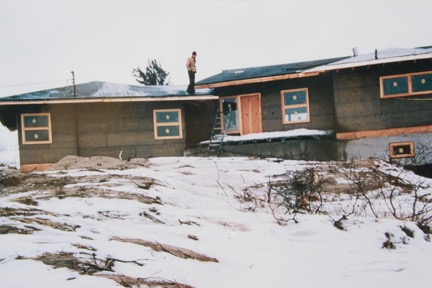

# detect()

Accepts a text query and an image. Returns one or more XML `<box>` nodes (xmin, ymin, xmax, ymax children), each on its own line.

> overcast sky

<box><xmin>0</xmin><ymin>0</ymin><xmax>431</xmax><ymax>97</ymax></box>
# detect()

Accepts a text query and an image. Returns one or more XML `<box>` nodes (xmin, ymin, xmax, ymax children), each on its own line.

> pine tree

<box><xmin>133</xmin><ymin>59</ymin><xmax>170</xmax><ymax>85</ymax></box>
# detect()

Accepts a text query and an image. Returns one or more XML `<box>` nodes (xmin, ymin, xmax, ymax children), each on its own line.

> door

<box><xmin>240</xmin><ymin>94</ymin><xmax>262</xmax><ymax>135</ymax></box>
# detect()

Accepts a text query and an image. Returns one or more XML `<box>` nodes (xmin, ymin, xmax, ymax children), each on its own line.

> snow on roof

<box><xmin>0</xmin><ymin>81</ymin><xmax>215</xmax><ymax>103</ymax></box>
<box><xmin>305</xmin><ymin>46</ymin><xmax>432</xmax><ymax>72</ymax></box>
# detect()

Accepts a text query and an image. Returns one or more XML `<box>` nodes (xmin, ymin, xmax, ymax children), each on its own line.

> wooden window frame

<box><xmin>389</xmin><ymin>141</ymin><xmax>414</xmax><ymax>159</ymax></box>
<box><xmin>380</xmin><ymin>71</ymin><xmax>432</xmax><ymax>99</ymax></box>
<box><xmin>21</xmin><ymin>113</ymin><xmax>52</xmax><ymax>145</ymax></box>
<box><xmin>281</xmin><ymin>88</ymin><xmax>310</xmax><ymax>125</ymax></box>
<box><xmin>153</xmin><ymin>109</ymin><xmax>183</xmax><ymax>140</ymax></box>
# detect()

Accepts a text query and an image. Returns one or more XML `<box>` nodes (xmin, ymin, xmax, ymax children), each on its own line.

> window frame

<box><xmin>21</xmin><ymin>113</ymin><xmax>52</xmax><ymax>145</ymax></box>
<box><xmin>389</xmin><ymin>141</ymin><xmax>414</xmax><ymax>159</ymax></box>
<box><xmin>280</xmin><ymin>88</ymin><xmax>310</xmax><ymax>125</ymax></box>
<box><xmin>380</xmin><ymin>71</ymin><xmax>432</xmax><ymax>99</ymax></box>
<box><xmin>153</xmin><ymin>109</ymin><xmax>183</xmax><ymax>140</ymax></box>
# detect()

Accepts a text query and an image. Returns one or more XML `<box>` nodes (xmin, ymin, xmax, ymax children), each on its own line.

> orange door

<box><xmin>240</xmin><ymin>94</ymin><xmax>262</xmax><ymax>135</ymax></box>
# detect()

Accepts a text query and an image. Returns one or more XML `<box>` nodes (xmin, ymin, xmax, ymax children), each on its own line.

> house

<box><xmin>195</xmin><ymin>46</ymin><xmax>432</xmax><ymax>163</ymax></box>
<box><xmin>0</xmin><ymin>81</ymin><xmax>217</xmax><ymax>170</ymax></box>
<box><xmin>2</xmin><ymin>45</ymin><xmax>431</xmax><ymax>170</ymax></box>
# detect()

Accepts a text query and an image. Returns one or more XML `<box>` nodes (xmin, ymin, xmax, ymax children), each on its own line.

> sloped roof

<box><xmin>195</xmin><ymin>56</ymin><xmax>349</xmax><ymax>88</ymax></box>
<box><xmin>0</xmin><ymin>81</ymin><xmax>216</xmax><ymax>105</ymax></box>
<box><xmin>305</xmin><ymin>46</ymin><xmax>432</xmax><ymax>73</ymax></box>
<box><xmin>196</xmin><ymin>45</ymin><xmax>432</xmax><ymax>89</ymax></box>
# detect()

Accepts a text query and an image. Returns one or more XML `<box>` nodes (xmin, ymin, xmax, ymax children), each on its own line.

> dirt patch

<box><xmin>47</xmin><ymin>156</ymin><xmax>150</xmax><ymax>171</ymax></box>
<box><xmin>31</xmin><ymin>251</ymin><xmax>192</xmax><ymax>287</ymax></box>
<box><xmin>100</xmin><ymin>274</ymin><xmax>194</xmax><ymax>288</ymax></box>
<box><xmin>56</xmin><ymin>185</ymin><xmax>162</xmax><ymax>205</ymax></box>
<box><xmin>0</xmin><ymin>207</ymin><xmax>56</xmax><ymax>217</ymax></box>
<box><xmin>0</xmin><ymin>224</ymin><xmax>40</xmax><ymax>234</ymax></box>
<box><xmin>16</xmin><ymin>217</ymin><xmax>80</xmax><ymax>232</ymax></box>
<box><xmin>112</xmin><ymin>236</ymin><xmax>219</xmax><ymax>263</ymax></box>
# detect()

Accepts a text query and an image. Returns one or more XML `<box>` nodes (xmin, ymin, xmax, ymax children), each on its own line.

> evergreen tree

<box><xmin>133</xmin><ymin>59</ymin><xmax>170</xmax><ymax>85</ymax></box>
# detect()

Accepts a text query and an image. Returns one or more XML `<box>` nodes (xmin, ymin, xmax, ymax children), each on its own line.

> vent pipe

<box><xmin>352</xmin><ymin>47</ymin><xmax>359</xmax><ymax>57</ymax></box>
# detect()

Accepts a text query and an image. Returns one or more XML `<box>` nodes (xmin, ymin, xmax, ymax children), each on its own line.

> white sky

<box><xmin>0</xmin><ymin>0</ymin><xmax>431</xmax><ymax>97</ymax></box>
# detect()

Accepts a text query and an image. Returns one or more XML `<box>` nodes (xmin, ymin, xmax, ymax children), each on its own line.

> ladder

<box><xmin>208</xmin><ymin>108</ymin><xmax>231</xmax><ymax>154</ymax></box>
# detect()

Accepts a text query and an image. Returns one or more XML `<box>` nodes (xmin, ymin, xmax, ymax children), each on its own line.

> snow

<box><xmin>0</xmin><ymin>125</ymin><xmax>18</xmax><ymax>167</ymax></box>
<box><xmin>202</xmin><ymin>128</ymin><xmax>332</xmax><ymax>144</ymax></box>
<box><xmin>1</xmin><ymin>155</ymin><xmax>432</xmax><ymax>288</ymax></box>
<box><xmin>306</xmin><ymin>47</ymin><xmax>432</xmax><ymax>73</ymax></box>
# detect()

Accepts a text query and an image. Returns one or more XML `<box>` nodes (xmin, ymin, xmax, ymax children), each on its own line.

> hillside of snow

<box><xmin>1</xmin><ymin>156</ymin><xmax>432</xmax><ymax>288</ymax></box>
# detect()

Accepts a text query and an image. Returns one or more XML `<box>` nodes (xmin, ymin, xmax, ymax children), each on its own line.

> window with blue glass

<box><xmin>153</xmin><ymin>109</ymin><xmax>183</xmax><ymax>139</ymax></box>
<box><xmin>380</xmin><ymin>71</ymin><xmax>432</xmax><ymax>98</ymax></box>
<box><xmin>21</xmin><ymin>113</ymin><xmax>52</xmax><ymax>144</ymax></box>
<box><xmin>281</xmin><ymin>88</ymin><xmax>310</xmax><ymax>124</ymax></box>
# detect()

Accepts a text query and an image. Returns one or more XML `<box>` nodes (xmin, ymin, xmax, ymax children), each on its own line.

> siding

<box><xmin>333</xmin><ymin>60</ymin><xmax>432</xmax><ymax>133</ymax></box>
<box><xmin>215</xmin><ymin>74</ymin><xmax>337</xmax><ymax>133</ymax></box>
<box><xmin>18</xmin><ymin>101</ymin><xmax>192</xmax><ymax>165</ymax></box>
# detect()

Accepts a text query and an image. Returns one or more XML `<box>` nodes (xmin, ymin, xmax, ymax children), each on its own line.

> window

<box><xmin>21</xmin><ymin>113</ymin><xmax>52</xmax><ymax>145</ymax></box>
<box><xmin>389</xmin><ymin>142</ymin><xmax>414</xmax><ymax>159</ymax></box>
<box><xmin>380</xmin><ymin>71</ymin><xmax>432</xmax><ymax>98</ymax></box>
<box><xmin>153</xmin><ymin>109</ymin><xmax>183</xmax><ymax>139</ymax></box>
<box><xmin>220</xmin><ymin>97</ymin><xmax>239</xmax><ymax>134</ymax></box>
<box><xmin>281</xmin><ymin>88</ymin><xmax>310</xmax><ymax>124</ymax></box>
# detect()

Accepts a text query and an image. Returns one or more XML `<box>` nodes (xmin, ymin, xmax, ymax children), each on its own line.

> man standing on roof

<box><xmin>186</xmin><ymin>51</ymin><xmax>197</xmax><ymax>94</ymax></box>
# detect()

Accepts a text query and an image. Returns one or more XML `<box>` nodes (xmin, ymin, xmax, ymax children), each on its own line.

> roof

<box><xmin>305</xmin><ymin>46</ymin><xmax>432</xmax><ymax>73</ymax></box>
<box><xmin>196</xmin><ymin>45</ymin><xmax>432</xmax><ymax>89</ymax></box>
<box><xmin>0</xmin><ymin>81</ymin><xmax>216</xmax><ymax>105</ymax></box>
<box><xmin>195</xmin><ymin>56</ymin><xmax>349</xmax><ymax>88</ymax></box>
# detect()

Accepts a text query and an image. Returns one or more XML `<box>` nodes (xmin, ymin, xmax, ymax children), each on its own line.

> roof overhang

<box><xmin>305</xmin><ymin>52</ymin><xmax>432</xmax><ymax>73</ymax></box>
<box><xmin>0</xmin><ymin>95</ymin><xmax>218</xmax><ymax>106</ymax></box>
<box><xmin>195</xmin><ymin>71</ymin><xmax>320</xmax><ymax>89</ymax></box>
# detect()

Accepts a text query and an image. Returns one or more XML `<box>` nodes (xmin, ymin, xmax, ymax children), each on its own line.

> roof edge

<box><xmin>0</xmin><ymin>95</ymin><xmax>218</xmax><ymax>106</ymax></box>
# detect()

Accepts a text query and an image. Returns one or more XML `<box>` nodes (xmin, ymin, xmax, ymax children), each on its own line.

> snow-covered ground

<box><xmin>0</xmin><ymin>125</ymin><xmax>19</xmax><ymax>167</ymax></box>
<box><xmin>1</xmin><ymin>156</ymin><xmax>431</xmax><ymax>287</ymax></box>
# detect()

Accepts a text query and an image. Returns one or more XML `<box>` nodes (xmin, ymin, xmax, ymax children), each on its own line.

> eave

<box><xmin>305</xmin><ymin>53</ymin><xmax>432</xmax><ymax>73</ymax></box>
<box><xmin>0</xmin><ymin>95</ymin><xmax>218</xmax><ymax>106</ymax></box>
<box><xmin>195</xmin><ymin>71</ymin><xmax>320</xmax><ymax>89</ymax></box>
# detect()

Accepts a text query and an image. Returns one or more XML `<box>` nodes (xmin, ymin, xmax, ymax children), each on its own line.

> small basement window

<box><xmin>281</xmin><ymin>88</ymin><xmax>310</xmax><ymax>124</ymax></box>
<box><xmin>389</xmin><ymin>141</ymin><xmax>414</xmax><ymax>159</ymax></box>
<box><xmin>21</xmin><ymin>113</ymin><xmax>52</xmax><ymax>145</ymax></box>
<box><xmin>153</xmin><ymin>109</ymin><xmax>183</xmax><ymax>140</ymax></box>
<box><xmin>380</xmin><ymin>71</ymin><xmax>432</xmax><ymax>98</ymax></box>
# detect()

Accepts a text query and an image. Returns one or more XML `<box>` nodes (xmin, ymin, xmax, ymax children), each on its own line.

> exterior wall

<box><xmin>184</xmin><ymin>101</ymin><xmax>218</xmax><ymax>148</ymax></box>
<box><xmin>187</xmin><ymin>139</ymin><xmax>338</xmax><ymax>161</ymax></box>
<box><xmin>18</xmin><ymin>104</ymin><xmax>78</xmax><ymax>166</ymax></box>
<box><xmin>214</xmin><ymin>74</ymin><xmax>336</xmax><ymax>134</ymax></box>
<box><xmin>337</xmin><ymin>133</ymin><xmax>432</xmax><ymax>164</ymax></box>
<box><xmin>17</xmin><ymin>101</ymin><xmax>214</xmax><ymax>166</ymax></box>
<box><xmin>333</xmin><ymin>60</ymin><xmax>432</xmax><ymax>132</ymax></box>
<box><xmin>74</xmin><ymin>102</ymin><xmax>186</xmax><ymax>160</ymax></box>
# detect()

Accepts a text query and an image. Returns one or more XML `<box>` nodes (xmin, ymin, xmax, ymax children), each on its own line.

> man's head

<box><xmin>192</xmin><ymin>51</ymin><xmax>197</xmax><ymax>58</ymax></box>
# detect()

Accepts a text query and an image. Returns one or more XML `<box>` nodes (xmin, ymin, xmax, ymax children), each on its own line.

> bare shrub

<box><xmin>268</xmin><ymin>167</ymin><xmax>327</xmax><ymax>224</ymax></box>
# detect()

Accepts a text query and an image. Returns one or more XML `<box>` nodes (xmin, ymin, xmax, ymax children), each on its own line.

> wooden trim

<box><xmin>21</xmin><ymin>113</ymin><xmax>52</xmax><ymax>145</ymax></box>
<box><xmin>21</xmin><ymin>163</ymin><xmax>53</xmax><ymax>172</ymax></box>
<box><xmin>336</xmin><ymin>125</ymin><xmax>432</xmax><ymax>140</ymax></box>
<box><xmin>153</xmin><ymin>109</ymin><xmax>183</xmax><ymax>140</ymax></box>
<box><xmin>280</xmin><ymin>88</ymin><xmax>310</xmax><ymax>125</ymax></box>
<box><xmin>389</xmin><ymin>141</ymin><xmax>414</xmax><ymax>159</ymax></box>
<box><xmin>0</xmin><ymin>95</ymin><xmax>218</xmax><ymax>106</ymax></box>
<box><xmin>380</xmin><ymin>70</ymin><xmax>432</xmax><ymax>99</ymax></box>
<box><xmin>195</xmin><ymin>72</ymin><xmax>320</xmax><ymax>89</ymax></box>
